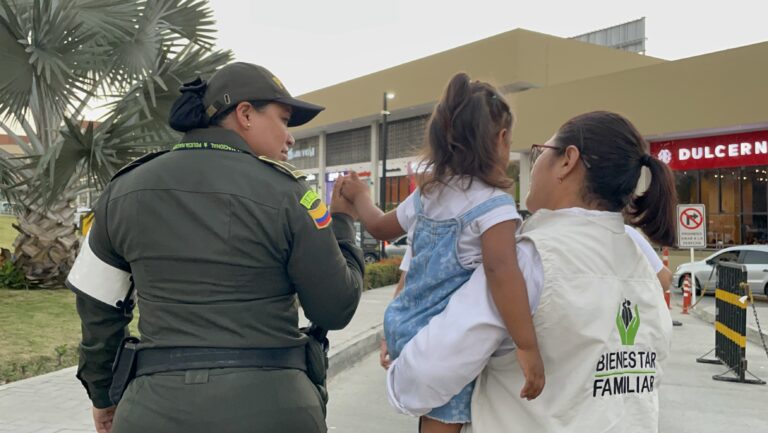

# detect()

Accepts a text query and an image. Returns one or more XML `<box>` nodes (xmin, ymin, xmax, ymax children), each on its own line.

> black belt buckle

<box><xmin>109</xmin><ymin>336</ymin><xmax>140</xmax><ymax>405</ymax></box>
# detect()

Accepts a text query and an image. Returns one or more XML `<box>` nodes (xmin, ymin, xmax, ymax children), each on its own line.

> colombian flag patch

<box><xmin>301</xmin><ymin>190</ymin><xmax>331</xmax><ymax>229</ymax></box>
<box><xmin>308</xmin><ymin>201</ymin><xmax>331</xmax><ymax>229</ymax></box>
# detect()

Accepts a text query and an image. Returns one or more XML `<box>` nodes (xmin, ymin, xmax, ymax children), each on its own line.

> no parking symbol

<box><xmin>677</xmin><ymin>205</ymin><xmax>706</xmax><ymax>248</ymax></box>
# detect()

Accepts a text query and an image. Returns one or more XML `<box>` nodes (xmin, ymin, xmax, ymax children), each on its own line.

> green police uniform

<box><xmin>68</xmin><ymin>64</ymin><xmax>364</xmax><ymax>433</ymax></box>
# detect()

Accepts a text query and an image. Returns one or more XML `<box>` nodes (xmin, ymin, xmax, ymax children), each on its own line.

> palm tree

<box><xmin>0</xmin><ymin>0</ymin><xmax>232</xmax><ymax>287</ymax></box>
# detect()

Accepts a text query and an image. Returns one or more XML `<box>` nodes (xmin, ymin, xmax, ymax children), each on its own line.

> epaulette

<box><xmin>111</xmin><ymin>151</ymin><xmax>169</xmax><ymax>181</ymax></box>
<box><xmin>257</xmin><ymin>156</ymin><xmax>307</xmax><ymax>181</ymax></box>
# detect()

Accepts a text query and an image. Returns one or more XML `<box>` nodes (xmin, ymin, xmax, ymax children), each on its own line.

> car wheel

<box><xmin>364</xmin><ymin>253</ymin><xmax>378</xmax><ymax>264</ymax></box>
<box><xmin>764</xmin><ymin>282</ymin><xmax>768</xmax><ymax>297</ymax></box>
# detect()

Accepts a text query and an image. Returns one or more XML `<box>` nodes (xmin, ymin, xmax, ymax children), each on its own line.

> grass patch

<box><xmin>0</xmin><ymin>215</ymin><xmax>17</xmax><ymax>250</ymax></box>
<box><xmin>0</xmin><ymin>288</ymin><xmax>139</xmax><ymax>384</ymax></box>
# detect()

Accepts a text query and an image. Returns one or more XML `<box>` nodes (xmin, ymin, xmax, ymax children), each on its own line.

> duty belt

<box><xmin>135</xmin><ymin>346</ymin><xmax>306</xmax><ymax>376</ymax></box>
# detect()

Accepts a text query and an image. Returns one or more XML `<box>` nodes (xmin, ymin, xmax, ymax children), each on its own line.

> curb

<box><xmin>328</xmin><ymin>324</ymin><xmax>384</xmax><ymax>380</ymax></box>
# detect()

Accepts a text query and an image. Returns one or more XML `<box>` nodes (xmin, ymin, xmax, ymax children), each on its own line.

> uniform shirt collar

<box><xmin>181</xmin><ymin>127</ymin><xmax>254</xmax><ymax>155</ymax></box>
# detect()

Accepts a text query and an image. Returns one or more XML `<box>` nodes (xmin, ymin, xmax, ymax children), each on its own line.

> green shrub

<box><xmin>0</xmin><ymin>261</ymin><xmax>29</xmax><ymax>290</ymax></box>
<box><xmin>364</xmin><ymin>256</ymin><xmax>403</xmax><ymax>290</ymax></box>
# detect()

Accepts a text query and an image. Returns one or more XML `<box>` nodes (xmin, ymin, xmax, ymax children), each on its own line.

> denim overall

<box><xmin>384</xmin><ymin>189</ymin><xmax>515</xmax><ymax>423</ymax></box>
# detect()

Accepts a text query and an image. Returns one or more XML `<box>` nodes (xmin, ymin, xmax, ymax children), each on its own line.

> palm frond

<box><xmin>161</xmin><ymin>0</ymin><xmax>217</xmax><ymax>48</ymax></box>
<box><xmin>107</xmin><ymin>43</ymin><xmax>232</xmax><ymax>144</ymax></box>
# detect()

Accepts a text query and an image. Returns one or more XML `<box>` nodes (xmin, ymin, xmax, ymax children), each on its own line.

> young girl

<box><xmin>339</xmin><ymin>73</ymin><xmax>544</xmax><ymax>433</ymax></box>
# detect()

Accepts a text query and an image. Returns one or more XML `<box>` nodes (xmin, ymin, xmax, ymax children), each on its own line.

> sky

<box><xmin>207</xmin><ymin>0</ymin><xmax>768</xmax><ymax>96</ymax></box>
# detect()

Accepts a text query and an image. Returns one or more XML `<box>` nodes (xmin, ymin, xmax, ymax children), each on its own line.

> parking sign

<box><xmin>677</xmin><ymin>204</ymin><xmax>706</xmax><ymax>248</ymax></box>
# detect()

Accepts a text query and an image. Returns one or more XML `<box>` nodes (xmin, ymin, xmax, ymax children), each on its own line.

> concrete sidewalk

<box><xmin>2</xmin><ymin>285</ymin><xmax>768</xmax><ymax>433</ymax></box>
<box><xmin>661</xmin><ymin>308</ymin><xmax>768</xmax><ymax>433</ymax></box>
<box><xmin>0</xmin><ymin>285</ymin><xmax>395</xmax><ymax>433</ymax></box>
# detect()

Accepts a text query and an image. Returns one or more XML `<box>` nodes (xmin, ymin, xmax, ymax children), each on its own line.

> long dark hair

<box><xmin>554</xmin><ymin>111</ymin><xmax>677</xmax><ymax>245</ymax></box>
<box><xmin>420</xmin><ymin>72</ymin><xmax>514</xmax><ymax>194</ymax></box>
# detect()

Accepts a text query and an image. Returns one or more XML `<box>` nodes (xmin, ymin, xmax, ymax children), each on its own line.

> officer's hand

<box><xmin>92</xmin><ymin>405</ymin><xmax>116</xmax><ymax>433</ymax></box>
<box><xmin>331</xmin><ymin>178</ymin><xmax>358</xmax><ymax>219</ymax></box>
<box><xmin>339</xmin><ymin>171</ymin><xmax>370</xmax><ymax>203</ymax></box>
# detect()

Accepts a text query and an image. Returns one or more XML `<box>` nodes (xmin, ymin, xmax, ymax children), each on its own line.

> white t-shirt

<box><xmin>395</xmin><ymin>177</ymin><xmax>521</xmax><ymax>269</ymax></box>
<box><xmin>625</xmin><ymin>225</ymin><xmax>664</xmax><ymax>273</ymax></box>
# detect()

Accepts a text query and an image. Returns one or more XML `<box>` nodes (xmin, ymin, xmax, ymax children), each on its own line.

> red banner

<box><xmin>650</xmin><ymin>130</ymin><xmax>768</xmax><ymax>171</ymax></box>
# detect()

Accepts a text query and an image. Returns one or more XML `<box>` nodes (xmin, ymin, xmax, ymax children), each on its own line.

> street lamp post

<box><xmin>379</xmin><ymin>92</ymin><xmax>395</xmax><ymax>259</ymax></box>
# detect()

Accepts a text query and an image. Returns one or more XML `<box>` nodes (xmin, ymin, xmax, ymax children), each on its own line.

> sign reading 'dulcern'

<box><xmin>650</xmin><ymin>130</ymin><xmax>768</xmax><ymax>171</ymax></box>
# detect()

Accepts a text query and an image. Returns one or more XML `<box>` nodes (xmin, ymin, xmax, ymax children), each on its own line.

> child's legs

<box><xmin>419</xmin><ymin>417</ymin><xmax>462</xmax><ymax>433</ymax></box>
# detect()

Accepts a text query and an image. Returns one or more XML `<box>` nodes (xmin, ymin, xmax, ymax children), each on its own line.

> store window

<box><xmin>384</xmin><ymin>176</ymin><xmax>413</xmax><ymax>210</ymax></box>
<box><xmin>700</xmin><ymin>169</ymin><xmax>718</xmax><ymax>213</ymax></box>
<box><xmin>742</xmin><ymin>168</ymin><xmax>767</xmax><ymax>214</ymax></box>
<box><xmin>708</xmin><ymin>214</ymin><xmax>739</xmax><ymax>247</ymax></box>
<box><xmin>675</xmin><ymin>171</ymin><xmax>698</xmax><ymax>204</ymax></box>
<box><xmin>721</xmin><ymin>169</ymin><xmax>740</xmax><ymax>214</ymax></box>
<box><xmin>743</xmin><ymin>214</ymin><xmax>767</xmax><ymax>245</ymax></box>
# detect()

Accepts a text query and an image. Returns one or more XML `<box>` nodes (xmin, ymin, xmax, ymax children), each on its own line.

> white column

<box><xmin>318</xmin><ymin>132</ymin><xmax>327</xmax><ymax>197</ymax></box>
<box><xmin>370</xmin><ymin>122</ymin><xmax>380</xmax><ymax>207</ymax></box>
<box><xmin>518</xmin><ymin>152</ymin><xmax>531</xmax><ymax>211</ymax></box>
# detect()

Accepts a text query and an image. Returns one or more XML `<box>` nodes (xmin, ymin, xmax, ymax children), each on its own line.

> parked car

<box><xmin>354</xmin><ymin>222</ymin><xmax>381</xmax><ymax>264</ymax></box>
<box><xmin>385</xmin><ymin>235</ymin><xmax>408</xmax><ymax>257</ymax></box>
<box><xmin>672</xmin><ymin>245</ymin><xmax>768</xmax><ymax>296</ymax></box>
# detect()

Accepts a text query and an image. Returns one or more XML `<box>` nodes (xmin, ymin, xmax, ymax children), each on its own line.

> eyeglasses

<box><xmin>529</xmin><ymin>143</ymin><xmax>593</xmax><ymax>169</ymax></box>
<box><xmin>529</xmin><ymin>144</ymin><xmax>560</xmax><ymax>167</ymax></box>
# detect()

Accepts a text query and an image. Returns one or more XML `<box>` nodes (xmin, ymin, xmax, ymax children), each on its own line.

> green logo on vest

<box><xmin>616</xmin><ymin>299</ymin><xmax>640</xmax><ymax>346</ymax></box>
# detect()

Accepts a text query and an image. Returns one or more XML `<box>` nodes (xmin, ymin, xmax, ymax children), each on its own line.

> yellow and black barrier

<box><xmin>696</xmin><ymin>262</ymin><xmax>765</xmax><ymax>385</ymax></box>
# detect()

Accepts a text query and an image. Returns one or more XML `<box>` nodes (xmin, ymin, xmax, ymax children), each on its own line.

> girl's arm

<box><xmin>481</xmin><ymin>220</ymin><xmax>545</xmax><ymax>400</ymax></box>
<box><xmin>340</xmin><ymin>172</ymin><xmax>405</xmax><ymax>241</ymax></box>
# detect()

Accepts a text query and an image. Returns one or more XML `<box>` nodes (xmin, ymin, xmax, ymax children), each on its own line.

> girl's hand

<box><xmin>516</xmin><ymin>347</ymin><xmax>545</xmax><ymax>400</ymax></box>
<box><xmin>330</xmin><ymin>178</ymin><xmax>358</xmax><ymax>219</ymax></box>
<box><xmin>379</xmin><ymin>338</ymin><xmax>391</xmax><ymax>370</ymax></box>
<box><xmin>339</xmin><ymin>171</ymin><xmax>370</xmax><ymax>203</ymax></box>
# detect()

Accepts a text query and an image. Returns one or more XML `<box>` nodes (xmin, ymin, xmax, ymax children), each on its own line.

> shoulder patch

<box><xmin>300</xmin><ymin>189</ymin><xmax>320</xmax><ymax>209</ymax></box>
<box><xmin>257</xmin><ymin>156</ymin><xmax>307</xmax><ymax>180</ymax></box>
<box><xmin>111</xmin><ymin>151</ymin><xmax>169</xmax><ymax>181</ymax></box>
<box><xmin>307</xmin><ymin>199</ymin><xmax>332</xmax><ymax>230</ymax></box>
<box><xmin>299</xmin><ymin>189</ymin><xmax>331</xmax><ymax>229</ymax></box>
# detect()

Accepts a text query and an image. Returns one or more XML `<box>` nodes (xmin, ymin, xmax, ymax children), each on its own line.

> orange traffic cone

<box><xmin>681</xmin><ymin>275</ymin><xmax>692</xmax><ymax>314</ymax></box>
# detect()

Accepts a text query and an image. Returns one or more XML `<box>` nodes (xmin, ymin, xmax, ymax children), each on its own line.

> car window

<box><xmin>741</xmin><ymin>251</ymin><xmax>768</xmax><ymax>265</ymax></box>
<box><xmin>713</xmin><ymin>251</ymin><xmax>740</xmax><ymax>263</ymax></box>
<box><xmin>395</xmin><ymin>237</ymin><xmax>408</xmax><ymax>246</ymax></box>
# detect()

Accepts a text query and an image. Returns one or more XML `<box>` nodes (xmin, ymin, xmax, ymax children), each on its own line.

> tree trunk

<box><xmin>12</xmin><ymin>200</ymin><xmax>81</xmax><ymax>289</ymax></box>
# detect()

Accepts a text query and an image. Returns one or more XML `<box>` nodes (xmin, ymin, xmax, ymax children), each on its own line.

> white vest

<box><xmin>469</xmin><ymin>210</ymin><xmax>672</xmax><ymax>433</ymax></box>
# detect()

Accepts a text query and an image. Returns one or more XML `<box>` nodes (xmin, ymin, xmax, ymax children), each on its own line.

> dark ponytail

<box><xmin>627</xmin><ymin>156</ymin><xmax>677</xmax><ymax>246</ymax></box>
<box><xmin>554</xmin><ymin>111</ymin><xmax>677</xmax><ymax>246</ymax></box>
<box><xmin>421</xmin><ymin>72</ymin><xmax>514</xmax><ymax>194</ymax></box>
<box><xmin>168</xmin><ymin>77</ymin><xmax>210</xmax><ymax>132</ymax></box>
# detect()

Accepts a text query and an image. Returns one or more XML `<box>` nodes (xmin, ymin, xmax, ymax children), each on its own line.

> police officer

<box><xmin>66</xmin><ymin>62</ymin><xmax>364</xmax><ymax>433</ymax></box>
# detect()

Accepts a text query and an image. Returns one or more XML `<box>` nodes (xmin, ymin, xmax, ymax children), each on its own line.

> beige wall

<box><xmin>293</xmin><ymin>29</ymin><xmax>664</xmax><ymax>135</ymax></box>
<box><xmin>509</xmin><ymin>41</ymin><xmax>768</xmax><ymax>150</ymax></box>
<box><xmin>0</xmin><ymin>144</ymin><xmax>23</xmax><ymax>156</ymax></box>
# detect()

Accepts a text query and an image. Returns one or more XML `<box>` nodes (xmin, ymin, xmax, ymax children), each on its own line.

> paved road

<box><xmin>326</xmin><ymin>352</ymin><xmax>414</xmax><ymax>433</ymax></box>
<box><xmin>327</xmin><ymin>309</ymin><xmax>768</xmax><ymax>433</ymax></box>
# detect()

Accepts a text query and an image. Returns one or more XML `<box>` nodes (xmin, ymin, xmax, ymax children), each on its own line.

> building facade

<box><xmin>286</xmin><ymin>28</ymin><xmax>768</xmax><ymax>248</ymax></box>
